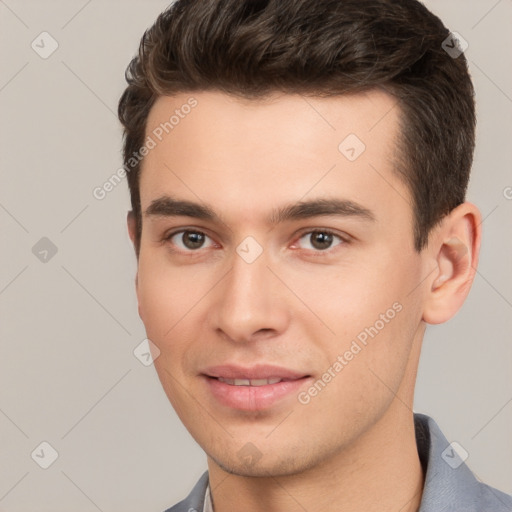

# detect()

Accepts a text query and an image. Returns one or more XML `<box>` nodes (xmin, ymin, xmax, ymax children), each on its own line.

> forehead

<box><xmin>140</xmin><ymin>89</ymin><xmax>410</xmax><ymax>223</ymax></box>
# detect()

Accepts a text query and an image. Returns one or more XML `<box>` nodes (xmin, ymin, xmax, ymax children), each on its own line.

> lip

<box><xmin>201</xmin><ymin>364</ymin><xmax>311</xmax><ymax>411</ymax></box>
<box><xmin>202</xmin><ymin>364</ymin><xmax>308</xmax><ymax>381</ymax></box>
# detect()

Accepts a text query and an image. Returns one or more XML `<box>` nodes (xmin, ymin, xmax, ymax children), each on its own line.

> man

<box><xmin>118</xmin><ymin>0</ymin><xmax>512</xmax><ymax>511</ymax></box>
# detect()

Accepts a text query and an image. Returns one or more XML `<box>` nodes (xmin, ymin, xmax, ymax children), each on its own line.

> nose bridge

<box><xmin>211</xmin><ymin>245</ymin><xmax>289</xmax><ymax>342</ymax></box>
<box><xmin>224</xmin><ymin>248</ymin><xmax>273</xmax><ymax>314</ymax></box>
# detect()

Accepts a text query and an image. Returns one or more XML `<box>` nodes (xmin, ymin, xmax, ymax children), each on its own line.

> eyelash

<box><xmin>162</xmin><ymin>228</ymin><xmax>349</xmax><ymax>254</ymax></box>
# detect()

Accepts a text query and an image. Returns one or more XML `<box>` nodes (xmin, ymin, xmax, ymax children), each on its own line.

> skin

<box><xmin>128</xmin><ymin>90</ymin><xmax>481</xmax><ymax>512</ymax></box>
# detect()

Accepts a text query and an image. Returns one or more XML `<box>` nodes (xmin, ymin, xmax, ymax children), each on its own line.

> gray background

<box><xmin>0</xmin><ymin>0</ymin><xmax>511</xmax><ymax>510</ymax></box>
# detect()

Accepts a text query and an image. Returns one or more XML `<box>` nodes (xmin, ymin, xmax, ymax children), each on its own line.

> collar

<box><xmin>203</xmin><ymin>483</ymin><xmax>213</xmax><ymax>512</ymax></box>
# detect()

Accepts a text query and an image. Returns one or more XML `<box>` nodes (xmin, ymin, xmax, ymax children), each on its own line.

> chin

<box><xmin>209</xmin><ymin>448</ymin><xmax>316</xmax><ymax>478</ymax></box>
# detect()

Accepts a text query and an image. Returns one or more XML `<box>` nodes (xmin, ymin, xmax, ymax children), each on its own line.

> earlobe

<box><xmin>422</xmin><ymin>203</ymin><xmax>481</xmax><ymax>325</ymax></box>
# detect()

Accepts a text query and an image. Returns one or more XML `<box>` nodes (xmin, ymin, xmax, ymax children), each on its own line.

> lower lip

<box><xmin>204</xmin><ymin>376</ymin><xmax>310</xmax><ymax>411</ymax></box>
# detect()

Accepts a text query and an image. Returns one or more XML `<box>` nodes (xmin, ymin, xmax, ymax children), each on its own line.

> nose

<box><xmin>209</xmin><ymin>249</ymin><xmax>291</xmax><ymax>344</ymax></box>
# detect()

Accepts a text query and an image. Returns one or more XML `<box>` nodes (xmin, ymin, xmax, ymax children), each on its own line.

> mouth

<box><xmin>201</xmin><ymin>365</ymin><xmax>312</xmax><ymax>411</ymax></box>
<box><xmin>216</xmin><ymin>377</ymin><xmax>293</xmax><ymax>386</ymax></box>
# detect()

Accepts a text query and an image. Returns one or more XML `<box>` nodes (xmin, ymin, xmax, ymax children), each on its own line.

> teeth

<box><xmin>250</xmin><ymin>379</ymin><xmax>272</xmax><ymax>386</ymax></box>
<box><xmin>217</xmin><ymin>377</ymin><xmax>283</xmax><ymax>386</ymax></box>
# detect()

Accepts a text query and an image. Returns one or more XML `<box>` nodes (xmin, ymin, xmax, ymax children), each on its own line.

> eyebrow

<box><xmin>144</xmin><ymin>195</ymin><xmax>376</xmax><ymax>224</ymax></box>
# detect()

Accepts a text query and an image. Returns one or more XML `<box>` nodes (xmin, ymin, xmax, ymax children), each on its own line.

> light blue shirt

<box><xmin>164</xmin><ymin>414</ymin><xmax>512</xmax><ymax>512</ymax></box>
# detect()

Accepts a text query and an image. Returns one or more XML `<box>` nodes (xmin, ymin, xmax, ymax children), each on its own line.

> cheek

<box><xmin>285</xmin><ymin>260</ymin><xmax>401</xmax><ymax>331</ymax></box>
<box><xmin>137</xmin><ymin>262</ymin><xmax>198</xmax><ymax>405</ymax></box>
<box><xmin>136</xmin><ymin>253</ymin><xmax>219</xmax><ymax>381</ymax></box>
<box><xmin>286</xmin><ymin>248</ymin><xmax>422</xmax><ymax>367</ymax></box>
<box><xmin>137</xmin><ymin>273</ymin><xmax>173</xmax><ymax>338</ymax></box>
<box><xmin>137</xmin><ymin>252</ymin><xmax>201</xmax><ymax>337</ymax></box>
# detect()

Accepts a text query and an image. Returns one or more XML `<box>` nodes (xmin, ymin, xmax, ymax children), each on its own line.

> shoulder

<box><xmin>163</xmin><ymin>471</ymin><xmax>209</xmax><ymax>512</ymax></box>
<box><xmin>475</xmin><ymin>482</ymin><xmax>512</xmax><ymax>512</ymax></box>
<box><xmin>415</xmin><ymin>413</ymin><xmax>512</xmax><ymax>512</ymax></box>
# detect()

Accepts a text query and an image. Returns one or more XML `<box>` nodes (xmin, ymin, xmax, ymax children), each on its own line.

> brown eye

<box><xmin>311</xmin><ymin>232</ymin><xmax>333</xmax><ymax>250</ymax></box>
<box><xmin>168</xmin><ymin>230</ymin><xmax>213</xmax><ymax>251</ymax></box>
<box><xmin>297</xmin><ymin>230</ymin><xmax>343</xmax><ymax>251</ymax></box>
<box><xmin>182</xmin><ymin>231</ymin><xmax>205</xmax><ymax>249</ymax></box>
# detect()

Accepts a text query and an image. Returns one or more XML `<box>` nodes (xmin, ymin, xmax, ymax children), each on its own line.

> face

<box><xmin>132</xmin><ymin>90</ymin><xmax>429</xmax><ymax>477</ymax></box>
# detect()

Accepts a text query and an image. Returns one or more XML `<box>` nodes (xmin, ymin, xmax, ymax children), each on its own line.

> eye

<box><xmin>166</xmin><ymin>230</ymin><xmax>215</xmax><ymax>251</ymax></box>
<box><xmin>296</xmin><ymin>230</ymin><xmax>345</xmax><ymax>251</ymax></box>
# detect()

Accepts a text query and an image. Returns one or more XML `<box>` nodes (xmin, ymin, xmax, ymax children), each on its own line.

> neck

<box><xmin>207</xmin><ymin>403</ymin><xmax>424</xmax><ymax>512</ymax></box>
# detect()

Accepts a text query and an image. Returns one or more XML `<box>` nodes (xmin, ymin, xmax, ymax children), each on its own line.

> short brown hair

<box><xmin>118</xmin><ymin>0</ymin><xmax>475</xmax><ymax>254</ymax></box>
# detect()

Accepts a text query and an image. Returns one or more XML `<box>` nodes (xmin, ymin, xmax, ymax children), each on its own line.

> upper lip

<box><xmin>202</xmin><ymin>364</ymin><xmax>309</xmax><ymax>381</ymax></box>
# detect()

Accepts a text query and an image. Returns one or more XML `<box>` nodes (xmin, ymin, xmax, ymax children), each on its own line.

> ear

<box><xmin>127</xmin><ymin>210</ymin><xmax>138</xmax><ymax>246</ymax></box>
<box><xmin>422</xmin><ymin>202</ymin><xmax>481</xmax><ymax>325</ymax></box>
<box><xmin>127</xmin><ymin>211</ymin><xmax>140</xmax><ymax>298</ymax></box>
